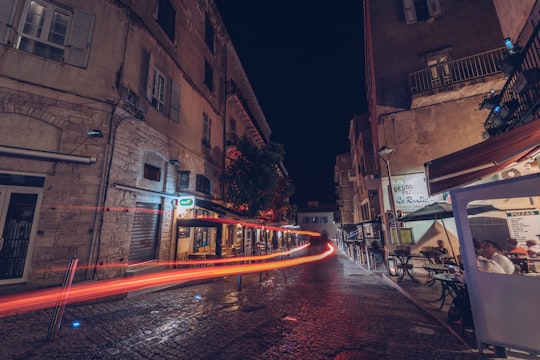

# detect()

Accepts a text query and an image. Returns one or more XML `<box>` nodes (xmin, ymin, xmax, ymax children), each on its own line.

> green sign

<box><xmin>178</xmin><ymin>196</ymin><xmax>195</xmax><ymax>208</ymax></box>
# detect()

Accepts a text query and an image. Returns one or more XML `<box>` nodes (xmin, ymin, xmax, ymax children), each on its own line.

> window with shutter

<box><xmin>402</xmin><ymin>0</ymin><xmax>417</xmax><ymax>24</ymax></box>
<box><xmin>427</xmin><ymin>0</ymin><xmax>441</xmax><ymax>17</ymax></box>
<box><xmin>151</xmin><ymin>68</ymin><xmax>167</xmax><ymax>112</ymax></box>
<box><xmin>156</xmin><ymin>0</ymin><xmax>175</xmax><ymax>41</ymax></box>
<box><xmin>64</xmin><ymin>9</ymin><xmax>95</xmax><ymax>67</ymax></box>
<box><xmin>204</xmin><ymin>59</ymin><xmax>214</xmax><ymax>91</ymax></box>
<box><xmin>0</xmin><ymin>0</ymin><xmax>16</xmax><ymax>44</ymax></box>
<box><xmin>205</xmin><ymin>14</ymin><xmax>214</xmax><ymax>53</ymax></box>
<box><xmin>202</xmin><ymin>113</ymin><xmax>211</xmax><ymax>147</ymax></box>
<box><xmin>170</xmin><ymin>80</ymin><xmax>180</xmax><ymax>122</ymax></box>
<box><xmin>402</xmin><ymin>0</ymin><xmax>442</xmax><ymax>24</ymax></box>
<box><xmin>15</xmin><ymin>1</ymin><xmax>94</xmax><ymax>67</ymax></box>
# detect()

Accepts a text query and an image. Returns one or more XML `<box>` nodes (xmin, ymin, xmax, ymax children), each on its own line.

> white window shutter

<box><xmin>0</xmin><ymin>0</ymin><xmax>16</xmax><ymax>45</ymax></box>
<box><xmin>170</xmin><ymin>80</ymin><xmax>180</xmax><ymax>122</ymax></box>
<box><xmin>402</xmin><ymin>0</ymin><xmax>417</xmax><ymax>24</ymax></box>
<box><xmin>427</xmin><ymin>0</ymin><xmax>442</xmax><ymax>17</ymax></box>
<box><xmin>146</xmin><ymin>52</ymin><xmax>155</xmax><ymax>103</ymax></box>
<box><xmin>65</xmin><ymin>9</ymin><xmax>95</xmax><ymax>67</ymax></box>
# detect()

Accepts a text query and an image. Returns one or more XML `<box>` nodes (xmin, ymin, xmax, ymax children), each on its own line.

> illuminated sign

<box><xmin>178</xmin><ymin>196</ymin><xmax>195</xmax><ymax>209</ymax></box>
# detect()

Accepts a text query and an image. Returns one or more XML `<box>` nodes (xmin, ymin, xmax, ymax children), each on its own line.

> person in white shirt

<box><xmin>526</xmin><ymin>239</ymin><xmax>540</xmax><ymax>257</ymax></box>
<box><xmin>480</xmin><ymin>240</ymin><xmax>516</xmax><ymax>274</ymax></box>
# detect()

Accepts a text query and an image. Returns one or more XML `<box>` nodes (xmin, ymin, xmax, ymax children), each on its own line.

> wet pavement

<box><xmin>0</xmin><ymin>246</ymin><xmax>532</xmax><ymax>359</ymax></box>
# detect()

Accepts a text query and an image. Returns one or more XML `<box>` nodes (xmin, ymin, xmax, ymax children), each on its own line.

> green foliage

<box><xmin>223</xmin><ymin>136</ymin><xmax>295</xmax><ymax>218</ymax></box>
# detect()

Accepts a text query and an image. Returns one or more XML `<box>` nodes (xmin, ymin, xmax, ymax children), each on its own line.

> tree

<box><xmin>223</xmin><ymin>136</ymin><xmax>295</xmax><ymax>218</ymax></box>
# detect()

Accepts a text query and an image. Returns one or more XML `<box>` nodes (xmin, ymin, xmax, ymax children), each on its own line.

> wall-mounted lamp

<box><xmin>87</xmin><ymin>129</ymin><xmax>103</xmax><ymax>138</ymax></box>
<box><xmin>169</xmin><ymin>159</ymin><xmax>181</xmax><ymax>167</ymax></box>
<box><xmin>504</xmin><ymin>37</ymin><xmax>515</xmax><ymax>53</ymax></box>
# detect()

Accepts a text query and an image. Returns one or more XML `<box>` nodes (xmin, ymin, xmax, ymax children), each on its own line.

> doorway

<box><xmin>0</xmin><ymin>175</ymin><xmax>44</xmax><ymax>283</ymax></box>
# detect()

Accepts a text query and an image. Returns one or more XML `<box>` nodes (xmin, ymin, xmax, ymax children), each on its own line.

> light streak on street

<box><xmin>0</xmin><ymin>243</ymin><xmax>335</xmax><ymax>317</ymax></box>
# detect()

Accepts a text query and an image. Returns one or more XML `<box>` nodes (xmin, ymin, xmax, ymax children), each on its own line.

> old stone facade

<box><xmin>0</xmin><ymin>0</ymin><xmax>274</xmax><ymax>289</ymax></box>
<box><xmin>358</xmin><ymin>0</ymin><xmax>508</xmax><ymax>250</ymax></box>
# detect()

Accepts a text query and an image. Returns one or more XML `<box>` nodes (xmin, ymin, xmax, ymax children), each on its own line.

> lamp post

<box><xmin>378</xmin><ymin>146</ymin><xmax>402</xmax><ymax>246</ymax></box>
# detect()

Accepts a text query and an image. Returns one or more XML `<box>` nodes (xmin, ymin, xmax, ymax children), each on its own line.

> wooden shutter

<box><xmin>0</xmin><ymin>0</ymin><xmax>16</xmax><ymax>45</ymax></box>
<box><xmin>146</xmin><ymin>52</ymin><xmax>155</xmax><ymax>103</ymax></box>
<box><xmin>170</xmin><ymin>80</ymin><xmax>180</xmax><ymax>122</ymax></box>
<box><xmin>402</xmin><ymin>0</ymin><xmax>417</xmax><ymax>24</ymax></box>
<box><xmin>427</xmin><ymin>0</ymin><xmax>442</xmax><ymax>17</ymax></box>
<box><xmin>65</xmin><ymin>8</ymin><xmax>95</xmax><ymax>67</ymax></box>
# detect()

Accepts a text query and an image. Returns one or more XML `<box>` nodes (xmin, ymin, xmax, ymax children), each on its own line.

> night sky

<box><xmin>216</xmin><ymin>1</ymin><xmax>367</xmax><ymax>207</ymax></box>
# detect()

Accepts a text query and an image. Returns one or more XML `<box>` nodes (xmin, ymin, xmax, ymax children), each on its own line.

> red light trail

<box><xmin>0</xmin><ymin>243</ymin><xmax>335</xmax><ymax>318</ymax></box>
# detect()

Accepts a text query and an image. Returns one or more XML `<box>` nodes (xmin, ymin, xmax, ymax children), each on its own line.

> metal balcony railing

<box><xmin>409</xmin><ymin>48</ymin><xmax>506</xmax><ymax>94</ymax></box>
<box><xmin>483</xmin><ymin>22</ymin><xmax>540</xmax><ymax>137</ymax></box>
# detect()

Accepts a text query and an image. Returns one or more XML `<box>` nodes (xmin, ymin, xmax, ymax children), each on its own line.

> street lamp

<box><xmin>378</xmin><ymin>146</ymin><xmax>402</xmax><ymax>246</ymax></box>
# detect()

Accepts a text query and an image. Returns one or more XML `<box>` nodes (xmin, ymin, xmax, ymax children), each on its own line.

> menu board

<box><xmin>506</xmin><ymin>210</ymin><xmax>540</xmax><ymax>245</ymax></box>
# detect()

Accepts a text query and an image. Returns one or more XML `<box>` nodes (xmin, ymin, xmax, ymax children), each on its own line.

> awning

<box><xmin>425</xmin><ymin>119</ymin><xmax>540</xmax><ymax>195</ymax></box>
<box><xmin>195</xmin><ymin>199</ymin><xmax>244</xmax><ymax>217</ymax></box>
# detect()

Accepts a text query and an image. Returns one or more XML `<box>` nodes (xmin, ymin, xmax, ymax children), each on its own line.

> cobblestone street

<box><xmin>1</xmin><ymin>249</ymin><xmax>487</xmax><ymax>359</ymax></box>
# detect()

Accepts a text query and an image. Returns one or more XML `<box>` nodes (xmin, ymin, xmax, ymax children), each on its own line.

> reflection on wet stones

<box><xmin>240</xmin><ymin>304</ymin><xmax>265</xmax><ymax>312</ymax></box>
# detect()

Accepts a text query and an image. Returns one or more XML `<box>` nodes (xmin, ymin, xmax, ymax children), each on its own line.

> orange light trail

<box><xmin>35</xmin><ymin>244</ymin><xmax>311</xmax><ymax>273</ymax></box>
<box><xmin>171</xmin><ymin>243</ymin><xmax>310</xmax><ymax>266</ymax></box>
<box><xmin>0</xmin><ymin>243</ymin><xmax>335</xmax><ymax>317</ymax></box>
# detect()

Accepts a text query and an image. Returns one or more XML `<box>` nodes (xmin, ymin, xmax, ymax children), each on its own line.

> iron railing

<box><xmin>483</xmin><ymin>22</ymin><xmax>540</xmax><ymax>137</ymax></box>
<box><xmin>409</xmin><ymin>47</ymin><xmax>506</xmax><ymax>94</ymax></box>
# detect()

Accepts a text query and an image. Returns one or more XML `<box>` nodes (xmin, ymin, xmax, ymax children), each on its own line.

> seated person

<box><xmin>435</xmin><ymin>239</ymin><xmax>456</xmax><ymax>265</ymax></box>
<box><xmin>526</xmin><ymin>239</ymin><xmax>540</xmax><ymax>257</ymax></box>
<box><xmin>370</xmin><ymin>241</ymin><xmax>385</xmax><ymax>261</ymax></box>
<box><xmin>480</xmin><ymin>240</ymin><xmax>516</xmax><ymax>274</ymax></box>
<box><xmin>505</xmin><ymin>237</ymin><xmax>528</xmax><ymax>257</ymax></box>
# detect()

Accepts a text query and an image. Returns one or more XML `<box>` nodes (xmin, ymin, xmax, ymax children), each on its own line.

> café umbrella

<box><xmin>399</xmin><ymin>202</ymin><xmax>499</xmax><ymax>263</ymax></box>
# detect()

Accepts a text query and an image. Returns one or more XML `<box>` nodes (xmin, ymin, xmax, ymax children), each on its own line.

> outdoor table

<box><xmin>187</xmin><ymin>252</ymin><xmax>213</xmax><ymax>266</ymax></box>
<box><xmin>433</xmin><ymin>273</ymin><xmax>463</xmax><ymax>310</ymax></box>
<box><xmin>390</xmin><ymin>253</ymin><xmax>429</xmax><ymax>283</ymax></box>
<box><xmin>423</xmin><ymin>263</ymin><xmax>449</xmax><ymax>286</ymax></box>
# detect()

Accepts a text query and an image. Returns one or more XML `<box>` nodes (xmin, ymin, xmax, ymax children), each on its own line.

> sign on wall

<box><xmin>382</xmin><ymin>173</ymin><xmax>443</xmax><ymax>213</ymax></box>
<box><xmin>506</xmin><ymin>210</ymin><xmax>540</xmax><ymax>245</ymax></box>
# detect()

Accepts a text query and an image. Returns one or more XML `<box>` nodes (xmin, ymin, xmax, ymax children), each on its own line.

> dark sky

<box><xmin>216</xmin><ymin>1</ymin><xmax>367</xmax><ymax>207</ymax></box>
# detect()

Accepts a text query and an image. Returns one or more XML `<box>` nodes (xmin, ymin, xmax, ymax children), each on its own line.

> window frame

<box><xmin>202</xmin><ymin>113</ymin><xmax>211</xmax><ymax>147</ymax></box>
<box><xmin>143</xmin><ymin>163</ymin><xmax>162</xmax><ymax>182</ymax></box>
<box><xmin>205</xmin><ymin>14</ymin><xmax>214</xmax><ymax>53</ymax></box>
<box><xmin>195</xmin><ymin>174</ymin><xmax>211</xmax><ymax>195</ymax></box>
<box><xmin>151</xmin><ymin>67</ymin><xmax>167</xmax><ymax>112</ymax></box>
<box><xmin>156</xmin><ymin>0</ymin><xmax>175</xmax><ymax>41</ymax></box>
<box><xmin>17</xmin><ymin>0</ymin><xmax>70</xmax><ymax>62</ymax></box>
<box><xmin>203</xmin><ymin>59</ymin><xmax>214</xmax><ymax>91</ymax></box>
<box><xmin>403</xmin><ymin>0</ymin><xmax>441</xmax><ymax>24</ymax></box>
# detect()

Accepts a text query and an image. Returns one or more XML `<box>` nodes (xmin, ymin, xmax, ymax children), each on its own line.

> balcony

<box><xmin>409</xmin><ymin>48</ymin><xmax>506</xmax><ymax>94</ymax></box>
<box><xmin>225</xmin><ymin>132</ymin><xmax>239</xmax><ymax>147</ymax></box>
<box><xmin>483</xmin><ymin>23</ymin><xmax>540</xmax><ymax>137</ymax></box>
<box><xmin>226</xmin><ymin>80</ymin><xmax>266</xmax><ymax>146</ymax></box>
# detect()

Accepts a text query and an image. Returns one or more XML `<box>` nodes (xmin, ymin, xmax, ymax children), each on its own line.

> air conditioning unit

<box><xmin>498</xmin><ymin>162</ymin><xmax>536</xmax><ymax>180</ymax></box>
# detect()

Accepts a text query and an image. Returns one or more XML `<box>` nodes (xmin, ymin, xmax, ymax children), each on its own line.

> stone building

<box><xmin>0</xmin><ymin>0</ymin><xmax>276</xmax><ymax>289</ymax></box>
<box><xmin>359</xmin><ymin>0</ymin><xmax>511</xmax><ymax>251</ymax></box>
